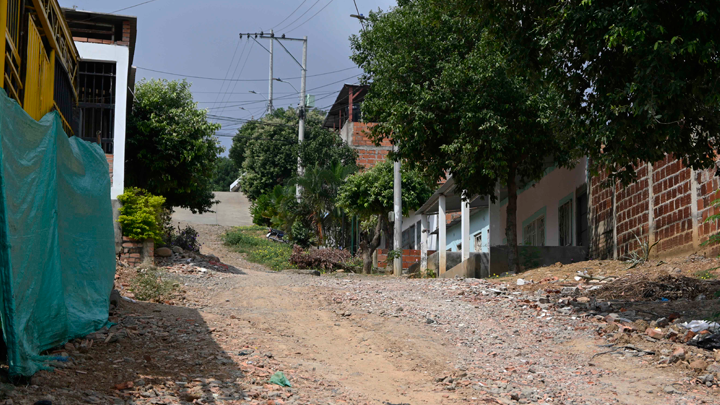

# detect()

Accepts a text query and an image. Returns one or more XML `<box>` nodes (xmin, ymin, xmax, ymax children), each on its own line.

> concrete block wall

<box><xmin>589</xmin><ymin>155</ymin><xmax>720</xmax><ymax>260</ymax></box>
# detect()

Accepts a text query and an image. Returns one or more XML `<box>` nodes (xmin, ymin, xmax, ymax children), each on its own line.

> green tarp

<box><xmin>0</xmin><ymin>89</ymin><xmax>116</xmax><ymax>376</ymax></box>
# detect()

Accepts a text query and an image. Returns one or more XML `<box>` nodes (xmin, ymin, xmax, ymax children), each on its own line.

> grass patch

<box><xmin>131</xmin><ymin>266</ymin><xmax>178</xmax><ymax>302</ymax></box>
<box><xmin>696</xmin><ymin>269</ymin><xmax>718</xmax><ymax>280</ymax></box>
<box><xmin>223</xmin><ymin>225</ymin><xmax>293</xmax><ymax>271</ymax></box>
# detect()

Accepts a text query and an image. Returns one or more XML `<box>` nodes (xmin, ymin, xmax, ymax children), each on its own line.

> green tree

<box><xmin>211</xmin><ymin>157</ymin><xmax>239</xmax><ymax>192</ymax></box>
<box><xmin>126</xmin><ymin>79</ymin><xmax>222</xmax><ymax>213</ymax></box>
<box><xmin>230</xmin><ymin>108</ymin><xmax>357</xmax><ymax>201</ymax></box>
<box><xmin>337</xmin><ymin>161</ymin><xmax>433</xmax><ymax>274</ymax></box>
<box><xmin>472</xmin><ymin>0</ymin><xmax>720</xmax><ymax>185</ymax></box>
<box><xmin>350</xmin><ymin>1</ymin><xmax>572</xmax><ymax>272</ymax></box>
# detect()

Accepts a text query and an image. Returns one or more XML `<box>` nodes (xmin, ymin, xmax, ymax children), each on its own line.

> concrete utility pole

<box><xmin>268</xmin><ymin>30</ymin><xmax>274</xmax><ymax>113</ymax></box>
<box><xmin>393</xmin><ymin>147</ymin><xmax>402</xmax><ymax>276</ymax></box>
<box><xmin>297</xmin><ymin>36</ymin><xmax>307</xmax><ymax>201</ymax></box>
<box><xmin>239</xmin><ymin>32</ymin><xmax>308</xmax><ymax>199</ymax></box>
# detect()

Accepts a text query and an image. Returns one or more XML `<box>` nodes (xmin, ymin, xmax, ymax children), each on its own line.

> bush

<box><xmin>291</xmin><ymin>220</ymin><xmax>313</xmax><ymax>248</ymax></box>
<box><xmin>223</xmin><ymin>226</ymin><xmax>293</xmax><ymax>271</ymax></box>
<box><xmin>130</xmin><ymin>266</ymin><xmax>177</xmax><ymax>302</ymax></box>
<box><xmin>289</xmin><ymin>245</ymin><xmax>352</xmax><ymax>271</ymax></box>
<box><xmin>170</xmin><ymin>225</ymin><xmax>201</xmax><ymax>253</ymax></box>
<box><xmin>117</xmin><ymin>187</ymin><xmax>165</xmax><ymax>243</ymax></box>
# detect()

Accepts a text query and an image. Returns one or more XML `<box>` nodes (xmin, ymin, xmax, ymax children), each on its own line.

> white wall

<box><xmin>498</xmin><ymin>158</ymin><xmax>587</xmax><ymax>246</ymax></box>
<box><xmin>384</xmin><ymin>211</ymin><xmax>439</xmax><ymax>250</ymax></box>
<box><xmin>446</xmin><ymin>208</ymin><xmax>490</xmax><ymax>253</ymax></box>
<box><xmin>74</xmin><ymin>42</ymin><xmax>130</xmax><ymax>200</ymax></box>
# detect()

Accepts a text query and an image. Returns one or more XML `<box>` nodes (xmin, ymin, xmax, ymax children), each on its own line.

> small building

<box><xmin>63</xmin><ymin>8</ymin><xmax>137</xmax><ymax>201</ymax></box>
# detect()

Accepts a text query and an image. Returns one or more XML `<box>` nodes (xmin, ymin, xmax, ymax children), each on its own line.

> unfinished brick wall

<box><xmin>350</xmin><ymin>122</ymin><xmax>392</xmax><ymax>170</ymax></box>
<box><xmin>589</xmin><ymin>155</ymin><xmax>720</xmax><ymax>260</ymax></box>
<box><xmin>120</xmin><ymin>237</ymin><xmax>154</xmax><ymax>266</ymax></box>
<box><xmin>72</xmin><ymin>21</ymin><xmax>131</xmax><ymax>46</ymax></box>
<box><xmin>106</xmin><ymin>153</ymin><xmax>113</xmax><ymax>184</ymax></box>
<box><xmin>377</xmin><ymin>249</ymin><xmax>437</xmax><ymax>270</ymax></box>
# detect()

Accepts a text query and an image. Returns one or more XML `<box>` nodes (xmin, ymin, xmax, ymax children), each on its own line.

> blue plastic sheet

<box><xmin>0</xmin><ymin>89</ymin><xmax>115</xmax><ymax>376</ymax></box>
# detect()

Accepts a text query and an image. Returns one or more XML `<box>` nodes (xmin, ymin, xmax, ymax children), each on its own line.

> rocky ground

<box><xmin>3</xmin><ymin>223</ymin><xmax>720</xmax><ymax>404</ymax></box>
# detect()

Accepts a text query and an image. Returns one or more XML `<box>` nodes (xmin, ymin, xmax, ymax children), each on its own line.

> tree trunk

<box><xmin>505</xmin><ymin>164</ymin><xmax>520</xmax><ymax>274</ymax></box>
<box><xmin>359</xmin><ymin>215</ymin><xmax>384</xmax><ymax>274</ymax></box>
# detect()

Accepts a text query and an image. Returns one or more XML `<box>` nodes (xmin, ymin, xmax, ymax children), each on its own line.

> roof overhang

<box><xmin>416</xmin><ymin>177</ymin><xmax>489</xmax><ymax>215</ymax></box>
<box><xmin>322</xmin><ymin>84</ymin><xmax>368</xmax><ymax>128</ymax></box>
<box><xmin>62</xmin><ymin>8</ymin><xmax>138</xmax><ymax>70</ymax></box>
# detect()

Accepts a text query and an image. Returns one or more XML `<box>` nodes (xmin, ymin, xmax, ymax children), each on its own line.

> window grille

<box><xmin>523</xmin><ymin>216</ymin><xmax>545</xmax><ymax>247</ymax></box>
<box><xmin>78</xmin><ymin>61</ymin><xmax>116</xmax><ymax>153</ymax></box>
<box><xmin>559</xmin><ymin>201</ymin><xmax>573</xmax><ymax>246</ymax></box>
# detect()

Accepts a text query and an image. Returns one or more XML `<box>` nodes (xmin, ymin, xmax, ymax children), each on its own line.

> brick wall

<box><xmin>377</xmin><ymin>249</ymin><xmax>437</xmax><ymax>270</ymax></box>
<box><xmin>106</xmin><ymin>153</ymin><xmax>113</xmax><ymax>184</ymax></box>
<box><xmin>350</xmin><ymin>122</ymin><xmax>392</xmax><ymax>170</ymax></box>
<box><xmin>120</xmin><ymin>237</ymin><xmax>154</xmax><ymax>266</ymax></box>
<box><xmin>589</xmin><ymin>155</ymin><xmax>720</xmax><ymax>260</ymax></box>
<box><xmin>73</xmin><ymin>21</ymin><xmax>131</xmax><ymax>46</ymax></box>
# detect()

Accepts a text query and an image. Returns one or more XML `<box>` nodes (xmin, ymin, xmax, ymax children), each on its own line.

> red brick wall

<box><xmin>356</xmin><ymin>148</ymin><xmax>390</xmax><ymax>169</ymax></box>
<box><xmin>350</xmin><ymin>122</ymin><xmax>392</xmax><ymax>170</ymax></box>
<box><xmin>377</xmin><ymin>249</ymin><xmax>437</xmax><ymax>269</ymax></box>
<box><xmin>106</xmin><ymin>153</ymin><xmax>113</xmax><ymax>184</ymax></box>
<box><xmin>73</xmin><ymin>21</ymin><xmax>131</xmax><ymax>46</ymax></box>
<box><xmin>120</xmin><ymin>237</ymin><xmax>154</xmax><ymax>266</ymax></box>
<box><xmin>615</xmin><ymin>164</ymin><xmax>650</xmax><ymax>258</ymax></box>
<box><xmin>589</xmin><ymin>155</ymin><xmax>720</xmax><ymax>260</ymax></box>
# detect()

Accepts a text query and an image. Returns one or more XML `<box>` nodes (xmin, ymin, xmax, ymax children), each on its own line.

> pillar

<box><xmin>461</xmin><ymin>192</ymin><xmax>470</xmax><ymax>261</ymax></box>
<box><xmin>420</xmin><ymin>214</ymin><xmax>429</xmax><ymax>276</ymax></box>
<box><xmin>438</xmin><ymin>194</ymin><xmax>447</xmax><ymax>275</ymax></box>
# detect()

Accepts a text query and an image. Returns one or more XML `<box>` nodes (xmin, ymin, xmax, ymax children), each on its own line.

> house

<box><xmin>63</xmin><ymin>8</ymin><xmax>137</xmax><ymax>201</ymax></box>
<box><xmin>323</xmin><ymin>84</ymin><xmax>391</xmax><ymax>170</ymax></box>
<box><xmin>0</xmin><ymin>0</ymin><xmax>79</xmax><ymax>129</ymax></box>
<box><xmin>413</xmin><ymin>160</ymin><xmax>589</xmax><ymax>277</ymax></box>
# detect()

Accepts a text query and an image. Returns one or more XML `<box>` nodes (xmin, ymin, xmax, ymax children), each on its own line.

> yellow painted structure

<box><xmin>0</xmin><ymin>0</ymin><xmax>78</xmax><ymax>131</ymax></box>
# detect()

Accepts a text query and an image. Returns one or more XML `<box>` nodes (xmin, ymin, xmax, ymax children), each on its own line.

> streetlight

<box><xmin>273</xmin><ymin>78</ymin><xmax>299</xmax><ymax>95</ymax></box>
<box><xmin>249</xmin><ymin>90</ymin><xmax>268</xmax><ymax>101</ymax></box>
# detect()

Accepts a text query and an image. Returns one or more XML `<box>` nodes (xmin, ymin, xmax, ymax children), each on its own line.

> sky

<box><xmin>58</xmin><ymin>0</ymin><xmax>396</xmax><ymax>154</ymax></box>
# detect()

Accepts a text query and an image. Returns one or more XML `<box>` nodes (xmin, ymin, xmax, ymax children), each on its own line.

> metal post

<box><xmin>420</xmin><ymin>214</ymin><xmax>429</xmax><ymax>277</ymax></box>
<box><xmin>296</xmin><ymin>36</ymin><xmax>307</xmax><ymax>201</ymax></box>
<box><xmin>393</xmin><ymin>151</ymin><xmax>402</xmax><ymax>276</ymax></box>
<box><xmin>461</xmin><ymin>192</ymin><xmax>470</xmax><ymax>261</ymax></box>
<box><xmin>268</xmin><ymin>30</ymin><xmax>274</xmax><ymax>113</ymax></box>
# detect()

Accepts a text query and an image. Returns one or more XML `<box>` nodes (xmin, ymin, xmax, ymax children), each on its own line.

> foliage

<box><xmin>223</xmin><ymin>226</ymin><xmax>293</xmax><ymax>271</ymax></box>
<box><xmin>169</xmin><ymin>225</ymin><xmax>201</xmax><ymax>253</ymax></box>
<box><xmin>385</xmin><ymin>249</ymin><xmax>403</xmax><ymax>263</ymax></box>
<box><xmin>251</xmin><ymin>185</ymin><xmax>313</xmax><ymax>242</ymax></box>
<box><xmin>230</xmin><ymin>107</ymin><xmax>357</xmax><ymax>201</ymax></box>
<box><xmin>211</xmin><ymin>157</ymin><xmax>239</xmax><ymax>192</ymax></box>
<box><xmin>338</xmin><ymin>161</ymin><xmax>433</xmax><ymax>273</ymax></box>
<box><xmin>126</xmin><ymin>79</ymin><xmax>222</xmax><ymax>213</ymax></box>
<box><xmin>289</xmin><ymin>245</ymin><xmax>352</xmax><ymax>272</ymax></box>
<box><xmin>702</xmin><ymin>193</ymin><xmax>720</xmax><ymax>247</ymax></box>
<box><xmin>695</xmin><ymin>269</ymin><xmax>718</xmax><ymax>281</ymax></box>
<box><xmin>117</xmin><ymin>187</ymin><xmax>166</xmax><ymax>243</ymax></box>
<box><xmin>624</xmin><ymin>233</ymin><xmax>660</xmax><ymax>269</ymax></box>
<box><xmin>350</xmin><ymin>1</ymin><xmax>573</xmax><ymax>272</ymax></box>
<box><xmin>470</xmin><ymin>0</ymin><xmax>720</xmax><ymax>184</ymax></box>
<box><xmin>291</xmin><ymin>220</ymin><xmax>314</xmax><ymax>248</ymax></box>
<box><xmin>130</xmin><ymin>266</ymin><xmax>178</xmax><ymax>302</ymax></box>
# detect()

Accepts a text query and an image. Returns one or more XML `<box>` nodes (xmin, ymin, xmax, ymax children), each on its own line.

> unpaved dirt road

<box><xmin>9</xmin><ymin>224</ymin><xmax>719</xmax><ymax>404</ymax></box>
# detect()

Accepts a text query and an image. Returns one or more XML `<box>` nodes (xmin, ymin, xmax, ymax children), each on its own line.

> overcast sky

<box><xmin>58</xmin><ymin>0</ymin><xmax>396</xmax><ymax>154</ymax></box>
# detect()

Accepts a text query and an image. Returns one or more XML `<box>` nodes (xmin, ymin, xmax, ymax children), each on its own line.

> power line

<box><xmin>136</xmin><ymin>65</ymin><xmax>359</xmax><ymax>82</ymax></box>
<box><xmin>270</xmin><ymin>0</ymin><xmax>308</xmax><ymax>29</ymax></box>
<box><xmin>213</xmin><ymin>38</ymin><xmax>245</xmax><ymax>107</ymax></box>
<box><xmin>218</xmin><ymin>40</ymin><xmax>255</xmax><ymax>114</ymax></box>
<box><xmin>110</xmin><ymin>0</ymin><xmax>163</xmax><ymax>14</ymax></box>
<box><xmin>274</xmin><ymin>0</ymin><xmax>322</xmax><ymax>33</ymax></box>
<box><xmin>285</xmin><ymin>0</ymin><xmax>336</xmax><ymax>34</ymax></box>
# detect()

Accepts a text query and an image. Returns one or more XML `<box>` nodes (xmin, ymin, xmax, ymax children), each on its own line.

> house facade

<box><xmin>63</xmin><ymin>8</ymin><xmax>137</xmax><ymax>201</ymax></box>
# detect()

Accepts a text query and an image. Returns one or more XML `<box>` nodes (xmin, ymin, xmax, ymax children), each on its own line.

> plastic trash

<box><xmin>689</xmin><ymin>332</ymin><xmax>720</xmax><ymax>350</ymax></box>
<box><xmin>516</xmin><ymin>279</ymin><xmax>526</xmax><ymax>286</ymax></box>
<box><xmin>269</xmin><ymin>371</ymin><xmax>292</xmax><ymax>387</ymax></box>
<box><xmin>660</xmin><ymin>298</ymin><xmax>669</xmax><ymax>302</ymax></box>
<box><xmin>680</xmin><ymin>320</ymin><xmax>720</xmax><ymax>333</ymax></box>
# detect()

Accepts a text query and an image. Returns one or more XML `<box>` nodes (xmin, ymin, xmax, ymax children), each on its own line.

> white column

<box><xmin>393</xmin><ymin>151</ymin><xmax>402</xmax><ymax>276</ymax></box>
<box><xmin>420</xmin><ymin>214</ymin><xmax>429</xmax><ymax>276</ymax></box>
<box><xmin>461</xmin><ymin>193</ymin><xmax>470</xmax><ymax>261</ymax></box>
<box><xmin>438</xmin><ymin>194</ymin><xmax>447</xmax><ymax>275</ymax></box>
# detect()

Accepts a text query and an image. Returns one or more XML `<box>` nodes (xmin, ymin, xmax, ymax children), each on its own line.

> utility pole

<box><xmin>393</xmin><ymin>146</ymin><xmax>402</xmax><ymax>276</ymax></box>
<box><xmin>239</xmin><ymin>31</ymin><xmax>307</xmax><ymax>199</ymax></box>
<box><xmin>297</xmin><ymin>36</ymin><xmax>308</xmax><ymax>200</ymax></box>
<box><xmin>268</xmin><ymin>30</ymin><xmax>274</xmax><ymax>113</ymax></box>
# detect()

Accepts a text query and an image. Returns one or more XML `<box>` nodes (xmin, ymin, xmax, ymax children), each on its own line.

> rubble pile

<box><xmin>155</xmin><ymin>247</ymin><xmax>235</xmax><ymax>276</ymax></box>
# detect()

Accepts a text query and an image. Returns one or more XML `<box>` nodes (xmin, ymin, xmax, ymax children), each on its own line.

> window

<box><xmin>523</xmin><ymin>216</ymin><xmax>545</xmax><ymax>246</ymax></box>
<box><xmin>474</xmin><ymin>233</ymin><xmax>482</xmax><ymax>252</ymax></box>
<box><xmin>78</xmin><ymin>61</ymin><xmax>117</xmax><ymax>154</ymax></box>
<box><xmin>559</xmin><ymin>200</ymin><xmax>573</xmax><ymax>246</ymax></box>
<box><xmin>402</xmin><ymin>224</ymin><xmax>416</xmax><ymax>250</ymax></box>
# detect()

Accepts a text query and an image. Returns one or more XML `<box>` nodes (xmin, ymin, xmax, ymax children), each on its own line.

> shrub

<box><xmin>291</xmin><ymin>220</ymin><xmax>313</xmax><ymax>248</ymax></box>
<box><xmin>171</xmin><ymin>225</ymin><xmax>201</xmax><ymax>252</ymax></box>
<box><xmin>223</xmin><ymin>226</ymin><xmax>293</xmax><ymax>271</ymax></box>
<box><xmin>289</xmin><ymin>245</ymin><xmax>352</xmax><ymax>271</ymax></box>
<box><xmin>117</xmin><ymin>187</ymin><xmax>165</xmax><ymax>243</ymax></box>
<box><xmin>130</xmin><ymin>266</ymin><xmax>177</xmax><ymax>302</ymax></box>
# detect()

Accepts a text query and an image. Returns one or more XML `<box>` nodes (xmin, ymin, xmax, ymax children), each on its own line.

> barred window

<box><xmin>523</xmin><ymin>216</ymin><xmax>545</xmax><ymax>247</ymax></box>
<box><xmin>559</xmin><ymin>201</ymin><xmax>573</xmax><ymax>246</ymax></box>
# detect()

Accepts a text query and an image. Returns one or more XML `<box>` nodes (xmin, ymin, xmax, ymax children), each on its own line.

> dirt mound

<box><xmin>587</xmin><ymin>272</ymin><xmax>720</xmax><ymax>301</ymax></box>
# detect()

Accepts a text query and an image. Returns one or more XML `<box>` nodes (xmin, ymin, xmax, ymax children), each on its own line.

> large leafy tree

<box><xmin>230</xmin><ymin>108</ymin><xmax>357</xmax><ymax>201</ymax></box>
<box><xmin>350</xmin><ymin>0</ymin><xmax>572</xmax><ymax>272</ymax></box>
<box><xmin>337</xmin><ymin>161</ymin><xmax>433</xmax><ymax>274</ymax></box>
<box><xmin>126</xmin><ymin>79</ymin><xmax>222</xmax><ymax>213</ymax></box>
<box><xmin>471</xmin><ymin>0</ymin><xmax>720</xmax><ymax>184</ymax></box>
